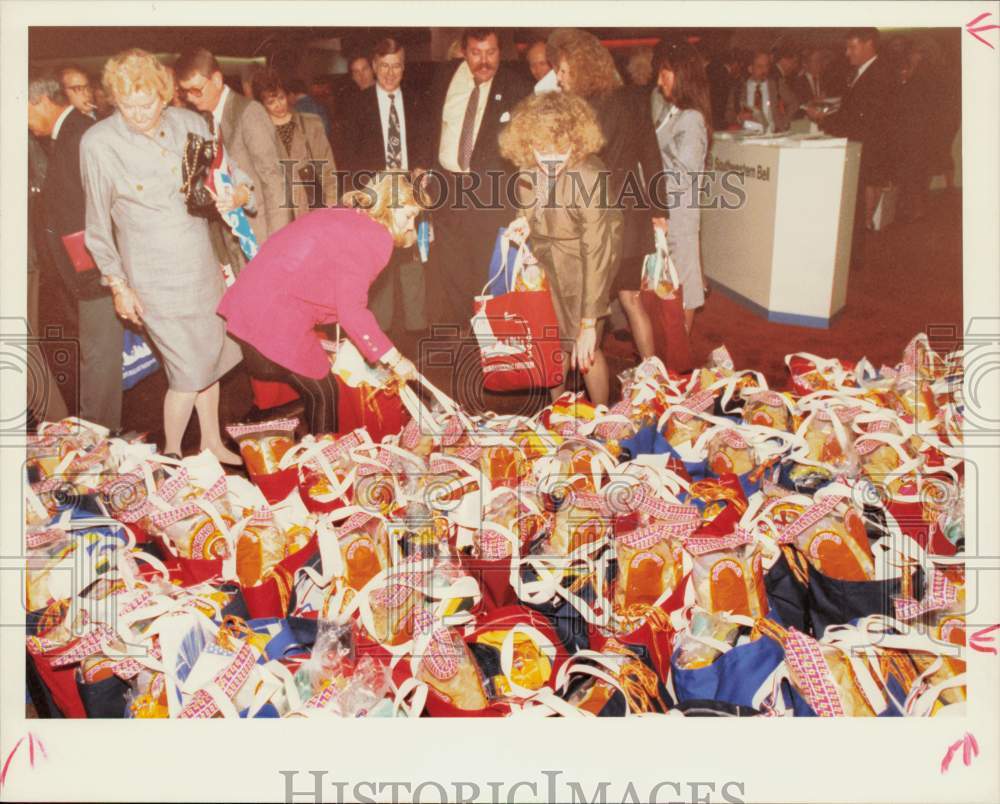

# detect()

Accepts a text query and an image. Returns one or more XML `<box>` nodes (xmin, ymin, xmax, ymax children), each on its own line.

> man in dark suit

<box><xmin>344</xmin><ymin>37</ymin><xmax>431</xmax><ymax>334</ymax></box>
<box><xmin>27</xmin><ymin>74</ymin><xmax>122</xmax><ymax>429</ymax></box>
<box><xmin>424</xmin><ymin>28</ymin><xmax>532</xmax><ymax>328</ymax></box>
<box><xmin>807</xmin><ymin>28</ymin><xmax>897</xmax><ymax>267</ymax></box>
<box><xmin>794</xmin><ymin>48</ymin><xmax>828</xmax><ymax>106</ymax></box>
<box><xmin>175</xmin><ymin>48</ymin><xmax>294</xmax><ymax>274</ymax></box>
<box><xmin>772</xmin><ymin>45</ymin><xmax>802</xmax><ymax>117</ymax></box>
<box><xmin>706</xmin><ymin>48</ymin><xmax>744</xmax><ymax>130</ymax></box>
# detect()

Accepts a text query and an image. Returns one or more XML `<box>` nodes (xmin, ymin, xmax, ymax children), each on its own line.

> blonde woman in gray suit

<box><xmin>619</xmin><ymin>39</ymin><xmax>712</xmax><ymax>353</ymax></box>
<box><xmin>81</xmin><ymin>49</ymin><xmax>243</xmax><ymax>462</ymax></box>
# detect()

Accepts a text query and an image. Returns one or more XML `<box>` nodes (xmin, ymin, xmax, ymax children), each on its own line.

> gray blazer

<box><xmin>725</xmin><ymin>77</ymin><xmax>794</xmax><ymax>132</ymax></box>
<box><xmin>219</xmin><ymin>89</ymin><xmax>294</xmax><ymax>244</ymax></box>
<box><xmin>656</xmin><ymin>106</ymin><xmax>708</xmax><ymax>228</ymax></box>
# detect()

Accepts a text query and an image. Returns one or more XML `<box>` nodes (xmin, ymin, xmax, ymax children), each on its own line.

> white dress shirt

<box><xmin>50</xmin><ymin>105</ymin><xmax>74</xmax><ymax>141</ymax></box>
<box><xmin>376</xmin><ymin>84</ymin><xmax>408</xmax><ymax>170</ymax></box>
<box><xmin>745</xmin><ymin>79</ymin><xmax>774</xmax><ymax>128</ymax></box>
<box><xmin>439</xmin><ymin>61</ymin><xmax>493</xmax><ymax>173</ymax></box>
<box><xmin>852</xmin><ymin>55</ymin><xmax>878</xmax><ymax>87</ymax></box>
<box><xmin>805</xmin><ymin>72</ymin><xmax>821</xmax><ymax>98</ymax></box>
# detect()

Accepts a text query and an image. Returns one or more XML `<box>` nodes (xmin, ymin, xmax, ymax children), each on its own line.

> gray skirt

<box><xmin>125</xmin><ymin>224</ymin><xmax>243</xmax><ymax>391</ymax></box>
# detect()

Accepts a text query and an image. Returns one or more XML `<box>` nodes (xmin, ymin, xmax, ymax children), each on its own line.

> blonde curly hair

<box><xmin>547</xmin><ymin>28</ymin><xmax>622</xmax><ymax>98</ymax></box>
<box><xmin>102</xmin><ymin>48</ymin><xmax>174</xmax><ymax>104</ymax></box>
<box><xmin>342</xmin><ymin>173</ymin><xmax>425</xmax><ymax>247</ymax></box>
<box><xmin>498</xmin><ymin>91</ymin><xmax>605</xmax><ymax>170</ymax></box>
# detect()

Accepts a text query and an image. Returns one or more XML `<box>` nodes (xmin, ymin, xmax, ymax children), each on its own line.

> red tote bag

<box><xmin>640</xmin><ymin>228</ymin><xmax>694</xmax><ymax>374</ymax></box>
<box><xmin>471</xmin><ymin>231</ymin><xmax>565</xmax><ymax>392</ymax></box>
<box><xmin>336</xmin><ymin>380</ymin><xmax>409</xmax><ymax>442</ymax></box>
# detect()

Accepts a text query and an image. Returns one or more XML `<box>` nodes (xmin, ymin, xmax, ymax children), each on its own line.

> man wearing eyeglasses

<box><xmin>174</xmin><ymin>47</ymin><xmax>292</xmax><ymax>270</ymax></box>
<box><xmin>342</xmin><ymin>37</ymin><xmax>430</xmax><ymax>335</ymax></box>
<box><xmin>57</xmin><ymin>65</ymin><xmax>96</xmax><ymax>119</ymax></box>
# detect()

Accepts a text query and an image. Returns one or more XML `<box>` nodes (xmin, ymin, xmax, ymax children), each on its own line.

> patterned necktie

<box><xmin>457</xmin><ymin>83</ymin><xmax>481</xmax><ymax>172</ymax></box>
<box><xmin>386</xmin><ymin>93</ymin><xmax>402</xmax><ymax>169</ymax></box>
<box><xmin>753</xmin><ymin>81</ymin><xmax>763</xmax><ymax>111</ymax></box>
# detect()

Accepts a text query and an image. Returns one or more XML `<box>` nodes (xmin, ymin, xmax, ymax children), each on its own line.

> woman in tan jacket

<box><xmin>499</xmin><ymin>92</ymin><xmax>623</xmax><ymax>406</ymax></box>
<box><xmin>251</xmin><ymin>68</ymin><xmax>339</xmax><ymax>216</ymax></box>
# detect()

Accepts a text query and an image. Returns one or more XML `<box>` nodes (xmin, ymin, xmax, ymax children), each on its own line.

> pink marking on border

<box><xmin>0</xmin><ymin>738</ymin><xmax>26</xmax><ymax>788</ymax></box>
<box><xmin>969</xmin><ymin>624</ymin><xmax>999</xmax><ymax>655</ymax></box>
<box><xmin>966</xmin><ymin>12</ymin><xmax>999</xmax><ymax>48</ymax></box>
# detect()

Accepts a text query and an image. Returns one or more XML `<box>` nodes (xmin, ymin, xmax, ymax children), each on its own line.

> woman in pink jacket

<box><xmin>217</xmin><ymin>175</ymin><xmax>419</xmax><ymax>434</ymax></box>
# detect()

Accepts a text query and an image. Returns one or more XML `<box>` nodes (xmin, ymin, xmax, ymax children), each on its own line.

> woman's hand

<box><xmin>211</xmin><ymin>184</ymin><xmax>249</xmax><ymax>215</ymax></box>
<box><xmin>113</xmin><ymin>285</ymin><xmax>144</xmax><ymax>327</ymax></box>
<box><xmin>391</xmin><ymin>356</ymin><xmax>418</xmax><ymax>383</ymax></box>
<box><xmin>506</xmin><ymin>216</ymin><xmax>531</xmax><ymax>245</ymax></box>
<box><xmin>573</xmin><ymin>323</ymin><xmax>598</xmax><ymax>374</ymax></box>
<box><xmin>380</xmin><ymin>347</ymin><xmax>417</xmax><ymax>383</ymax></box>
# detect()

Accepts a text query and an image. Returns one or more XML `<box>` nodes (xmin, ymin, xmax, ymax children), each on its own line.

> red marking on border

<box><xmin>966</xmin><ymin>12</ymin><xmax>1000</xmax><ymax>48</ymax></box>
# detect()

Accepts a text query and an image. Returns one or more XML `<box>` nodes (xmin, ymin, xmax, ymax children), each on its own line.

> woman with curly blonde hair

<box><xmin>217</xmin><ymin>174</ymin><xmax>421</xmax><ymax>434</ymax></box>
<box><xmin>499</xmin><ymin>91</ymin><xmax>623</xmax><ymax>406</ymax></box>
<box><xmin>547</xmin><ymin>29</ymin><xmax>668</xmax><ymax>313</ymax></box>
<box><xmin>81</xmin><ymin>48</ymin><xmax>246</xmax><ymax>461</ymax></box>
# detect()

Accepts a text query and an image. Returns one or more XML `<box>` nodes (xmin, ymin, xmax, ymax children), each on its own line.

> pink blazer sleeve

<box><xmin>333</xmin><ymin>260</ymin><xmax>394</xmax><ymax>363</ymax></box>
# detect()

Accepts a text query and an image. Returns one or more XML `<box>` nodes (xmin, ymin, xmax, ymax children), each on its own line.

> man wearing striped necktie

<box><xmin>344</xmin><ymin>38</ymin><xmax>431</xmax><ymax>335</ymax></box>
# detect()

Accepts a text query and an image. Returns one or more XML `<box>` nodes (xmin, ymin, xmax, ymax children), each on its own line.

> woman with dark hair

<box><xmin>547</xmin><ymin>29</ymin><xmax>668</xmax><ymax>297</ymax></box>
<box><xmin>619</xmin><ymin>38</ymin><xmax>712</xmax><ymax>353</ymax></box>
<box><xmin>250</xmin><ymin>67</ymin><xmax>338</xmax><ymax>216</ymax></box>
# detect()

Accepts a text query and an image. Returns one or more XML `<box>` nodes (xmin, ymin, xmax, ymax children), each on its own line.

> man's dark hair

<box><xmin>846</xmin><ymin>27</ymin><xmax>880</xmax><ymax>49</ymax></box>
<box><xmin>28</xmin><ymin>73</ymin><xmax>67</xmax><ymax>105</ymax></box>
<box><xmin>54</xmin><ymin>64</ymin><xmax>90</xmax><ymax>87</ymax></box>
<box><xmin>285</xmin><ymin>78</ymin><xmax>307</xmax><ymax>96</ymax></box>
<box><xmin>522</xmin><ymin>36</ymin><xmax>547</xmax><ymax>57</ymax></box>
<box><xmin>373</xmin><ymin>37</ymin><xmax>405</xmax><ymax>60</ymax></box>
<box><xmin>461</xmin><ymin>28</ymin><xmax>499</xmax><ymax>50</ymax></box>
<box><xmin>174</xmin><ymin>47</ymin><xmax>223</xmax><ymax>83</ymax></box>
<box><xmin>773</xmin><ymin>44</ymin><xmax>799</xmax><ymax>62</ymax></box>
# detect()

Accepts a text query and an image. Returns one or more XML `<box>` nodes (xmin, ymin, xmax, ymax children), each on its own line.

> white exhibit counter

<box><xmin>700</xmin><ymin>132</ymin><xmax>861</xmax><ymax>328</ymax></box>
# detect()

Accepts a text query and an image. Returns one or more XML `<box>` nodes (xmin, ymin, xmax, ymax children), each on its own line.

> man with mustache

<box><xmin>425</xmin><ymin>28</ymin><xmax>532</xmax><ymax>329</ymax></box>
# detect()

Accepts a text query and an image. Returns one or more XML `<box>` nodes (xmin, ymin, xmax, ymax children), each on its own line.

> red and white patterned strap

<box><xmin>111</xmin><ymin>657</ymin><xmax>143</xmax><ymax>681</ymax></box>
<box><xmin>777</xmin><ymin>494</ymin><xmax>842</xmax><ymax>544</ymax></box>
<box><xmin>153</xmin><ymin>468</ymin><xmax>192</xmax><ymax>505</ymax></box>
<box><xmin>783</xmin><ymin>628</ymin><xmax>845</xmax><ymax>717</ymax></box>
<box><xmin>671</xmin><ymin>389</ymin><xmax>716</xmax><ymax>423</ymax></box>
<box><xmin>715</xmin><ymin>428</ymin><xmax>749</xmax><ymax>450</ymax></box>
<box><xmin>815</xmin><ymin>405</ymin><xmax>863</xmax><ymax>424</ymax></box>
<box><xmin>420</xmin><ymin>627</ymin><xmax>461</xmax><ymax>681</ymax></box>
<box><xmin>226</xmin><ymin>418</ymin><xmax>299</xmax><ymax>440</ymax></box>
<box><xmin>743</xmin><ymin>389</ymin><xmax>786</xmax><ymax>408</ymax></box>
<box><xmin>618</xmin><ymin>525</ymin><xmax>671</xmax><ymax>550</ymax></box>
<box><xmin>304</xmin><ymin>680</ymin><xmax>342</xmax><ymax>710</ymax></box>
<box><xmin>50</xmin><ymin>624</ymin><xmax>116</xmax><ymax>667</ymax></box>
<box><xmin>893</xmin><ymin>570</ymin><xmax>959</xmax><ymax>621</ymax></box>
<box><xmin>337</xmin><ymin>511</ymin><xmax>376</xmax><ymax>537</ymax></box>
<box><xmin>683</xmin><ymin>527</ymin><xmax>754</xmax><ymax>556</ymax></box>
<box><xmin>26</xmin><ymin>528</ymin><xmax>64</xmax><ymax>550</ymax></box>
<box><xmin>178</xmin><ymin>643</ymin><xmax>256</xmax><ymax>719</ymax></box>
